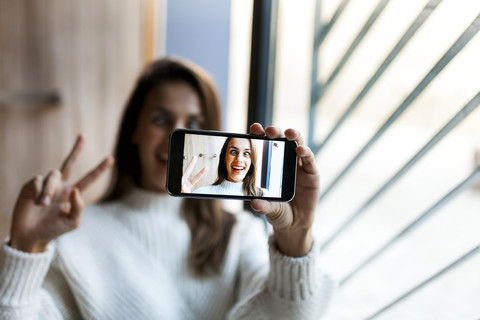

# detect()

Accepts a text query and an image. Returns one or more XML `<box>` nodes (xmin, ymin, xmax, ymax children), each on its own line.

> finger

<box><xmin>265</xmin><ymin>126</ymin><xmax>283</xmax><ymax>139</ymax></box>
<box><xmin>183</xmin><ymin>156</ymin><xmax>198</xmax><ymax>178</ymax></box>
<box><xmin>190</xmin><ymin>167</ymin><xmax>208</xmax><ymax>186</ymax></box>
<box><xmin>68</xmin><ymin>188</ymin><xmax>84</xmax><ymax>227</ymax></box>
<box><xmin>37</xmin><ymin>170</ymin><xmax>62</xmax><ymax>206</ymax></box>
<box><xmin>285</xmin><ymin>128</ymin><xmax>305</xmax><ymax>146</ymax></box>
<box><xmin>60</xmin><ymin>135</ymin><xmax>86</xmax><ymax>180</ymax></box>
<box><xmin>74</xmin><ymin>156</ymin><xmax>115</xmax><ymax>192</ymax></box>
<box><xmin>25</xmin><ymin>175</ymin><xmax>44</xmax><ymax>203</ymax></box>
<box><xmin>250</xmin><ymin>199</ymin><xmax>271</xmax><ymax>214</ymax></box>
<box><xmin>58</xmin><ymin>201</ymin><xmax>72</xmax><ymax>214</ymax></box>
<box><xmin>296</xmin><ymin>146</ymin><xmax>318</xmax><ymax>176</ymax></box>
<box><xmin>249</xmin><ymin>123</ymin><xmax>265</xmax><ymax>136</ymax></box>
<box><xmin>251</xmin><ymin>199</ymin><xmax>289</xmax><ymax>227</ymax></box>
<box><xmin>33</xmin><ymin>176</ymin><xmax>44</xmax><ymax>200</ymax></box>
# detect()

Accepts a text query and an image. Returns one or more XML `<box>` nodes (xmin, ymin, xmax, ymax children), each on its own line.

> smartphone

<box><xmin>167</xmin><ymin>129</ymin><xmax>297</xmax><ymax>201</ymax></box>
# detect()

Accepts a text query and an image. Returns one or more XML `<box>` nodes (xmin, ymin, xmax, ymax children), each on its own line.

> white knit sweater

<box><xmin>193</xmin><ymin>181</ymin><xmax>271</xmax><ymax>197</ymax></box>
<box><xmin>193</xmin><ymin>180</ymin><xmax>244</xmax><ymax>195</ymax></box>
<box><xmin>0</xmin><ymin>188</ymin><xmax>334</xmax><ymax>319</ymax></box>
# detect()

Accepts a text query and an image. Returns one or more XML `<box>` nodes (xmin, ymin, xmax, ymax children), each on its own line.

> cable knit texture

<box><xmin>193</xmin><ymin>180</ymin><xmax>244</xmax><ymax>195</ymax></box>
<box><xmin>0</xmin><ymin>188</ymin><xmax>334</xmax><ymax>319</ymax></box>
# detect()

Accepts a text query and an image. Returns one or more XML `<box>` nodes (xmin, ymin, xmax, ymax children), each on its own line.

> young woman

<box><xmin>0</xmin><ymin>57</ymin><xmax>334</xmax><ymax>319</ymax></box>
<box><xmin>190</xmin><ymin>137</ymin><xmax>265</xmax><ymax>196</ymax></box>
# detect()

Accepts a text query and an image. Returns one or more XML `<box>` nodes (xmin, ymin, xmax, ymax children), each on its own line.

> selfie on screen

<box><xmin>181</xmin><ymin>134</ymin><xmax>285</xmax><ymax>198</ymax></box>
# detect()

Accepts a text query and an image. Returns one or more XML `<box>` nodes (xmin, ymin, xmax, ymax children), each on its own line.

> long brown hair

<box><xmin>214</xmin><ymin>137</ymin><xmax>263</xmax><ymax>196</ymax></box>
<box><xmin>103</xmin><ymin>57</ymin><xmax>236</xmax><ymax>276</ymax></box>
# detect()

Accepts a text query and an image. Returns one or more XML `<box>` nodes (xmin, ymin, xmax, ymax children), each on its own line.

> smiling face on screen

<box><xmin>224</xmin><ymin>138</ymin><xmax>252</xmax><ymax>183</ymax></box>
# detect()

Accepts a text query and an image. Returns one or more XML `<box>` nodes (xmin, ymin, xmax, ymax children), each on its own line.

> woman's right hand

<box><xmin>8</xmin><ymin>135</ymin><xmax>114</xmax><ymax>253</ymax></box>
<box><xmin>181</xmin><ymin>156</ymin><xmax>207</xmax><ymax>193</ymax></box>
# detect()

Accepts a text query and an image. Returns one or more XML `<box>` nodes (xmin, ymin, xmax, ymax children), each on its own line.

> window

<box><xmin>230</xmin><ymin>0</ymin><xmax>480</xmax><ymax>318</ymax></box>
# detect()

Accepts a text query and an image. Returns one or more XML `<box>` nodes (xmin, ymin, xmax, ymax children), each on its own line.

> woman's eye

<box><xmin>244</xmin><ymin>152</ymin><xmax>250</xmax><ymax>157</ymax></box>
<box><xmin>153</xmin><ymin>116</ymin><xmax>169</xmax><ymax>126</ymax></box>
<box><xmin>230</xmin><ymin>150</ymin><xmax>237</xmax><ymax>155</ymax></box>
<box><xmin>187</xmin><ymin>120</ymin><xmax>201</xmax><ymax>129</ymax></box>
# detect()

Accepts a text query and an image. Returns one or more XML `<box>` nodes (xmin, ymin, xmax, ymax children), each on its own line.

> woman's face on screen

<box><xmin>224</xmin><ymin>138</ymin><xmax>252</xmax><ymax>183</ymax></box>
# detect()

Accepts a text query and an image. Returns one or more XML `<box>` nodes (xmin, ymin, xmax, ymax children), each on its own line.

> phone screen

<box><xmin>167</xmin><ymin>129</ymin><xmax>297</xmax><ymax>201</ymax></box>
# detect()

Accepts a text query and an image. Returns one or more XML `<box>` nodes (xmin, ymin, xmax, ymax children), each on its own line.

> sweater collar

<box><xmin>122</xmin><ymin>187</ymin><xmax>183</xmax><ymax>213</ymax></box>
<box><xmin>220</xmin><ymin>180</ymin><xmax>244</xmax><ymax>193</ymax></box>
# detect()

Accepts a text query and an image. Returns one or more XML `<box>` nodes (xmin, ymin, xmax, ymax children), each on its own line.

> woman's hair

<box><xmin>102</xmin><ymin>57</ymin><xmax>236</xmax><ymax>276</ymax></box>
<box><xmin>214</xmin><ymin>137</ymin><xmax>263</xmax><ymax>196</ymax></box>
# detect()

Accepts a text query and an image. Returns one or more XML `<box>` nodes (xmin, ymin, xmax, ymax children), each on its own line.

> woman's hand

<box><xmin>8</xmin><ymin>135</ymin><xmax>114</xmax><ymax>253</ymax></box>
<box><xmin>249</xmin><ymin>123</ymin><xmax>319</xmax><ymax>257</ymax></box>
<box><xmin>181</xmin><ymin>156</ymin><xmax>208</xmax><ymax>193</ymax></box>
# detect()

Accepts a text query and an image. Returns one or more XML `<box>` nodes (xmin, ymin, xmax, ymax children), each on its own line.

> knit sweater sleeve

<box><xmin>228</xmin><ymin>218</ymin><xmax>335</xmax><ymax>320</ymax></box>
<box><xmin>0</xmin><ymin>241</ymin><xmax>75</xmax><ymax>320</ymax></box>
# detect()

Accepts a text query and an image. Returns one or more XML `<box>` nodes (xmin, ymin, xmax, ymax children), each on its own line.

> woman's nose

<box><xmin>171</xmin><ymin>120</ymin><xmax>186</xmax><ymax>131</ymax></box>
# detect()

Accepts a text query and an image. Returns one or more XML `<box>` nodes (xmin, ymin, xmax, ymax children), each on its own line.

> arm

<box><xmin>0</xmin><ymin>242</ymin><xmax>73</xmax><ymax>319</ymax></box>
<box><xmin>249</xmin><ymin>124</ymin><xmax>318</xmax><ymax>257</ymax></box>
<box><xmin>2</xmin><ymin>135</ymin><xmax>113</xmax><ymax>319</ymax></box>
<box><xmin>227</xmin><ymin>218</ymin><xmax>334</xmax><ymax>320</ymax></box>
<box><xmin>228</xmin><ymin>124</ymin><xmax>336</xmax><ymax>319</ymax></box>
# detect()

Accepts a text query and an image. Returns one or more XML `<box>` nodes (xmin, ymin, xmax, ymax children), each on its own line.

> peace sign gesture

<box><xmin>181</xmin><ymin>156</ymin><xmax>208</xmax><ymax>193</ymax></box>
<box><xmin>8</xmin><ymin>135</ymin><xmax>114</xmax><ymax>253</ymax></box>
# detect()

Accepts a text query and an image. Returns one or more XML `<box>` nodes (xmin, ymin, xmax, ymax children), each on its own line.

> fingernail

<box><xmin>59</xmin><ymin>202</ymin><xmax>71</xmax><ymax>213</ymax></box>
<box><xmin>41</xmin><ymin>195</ymin><xmax>51</xmax><ymax>205</ymax></box>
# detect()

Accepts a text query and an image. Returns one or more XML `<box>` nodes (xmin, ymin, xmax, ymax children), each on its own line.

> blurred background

<box><xmin>0</xmin><ymin>0</ymin><xmax>479</xmax><ymax>319</ymax></box>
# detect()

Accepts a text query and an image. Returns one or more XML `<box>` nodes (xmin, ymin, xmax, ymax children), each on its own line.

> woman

<box><xmin>190</xmin><ymin>137</ymin><xmax>265</xmax><ymax>196</ymax></box>
<box><xmin>0</xmin><ymin>57</ymin><xmax>334</xmax><ymax>319</ymax></box>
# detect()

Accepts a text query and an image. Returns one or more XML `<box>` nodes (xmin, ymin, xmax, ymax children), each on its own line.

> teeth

<box><xmin>233</xmin><ymin>166</ymin><xmax>244</xmax><ymax>170</ymax></box>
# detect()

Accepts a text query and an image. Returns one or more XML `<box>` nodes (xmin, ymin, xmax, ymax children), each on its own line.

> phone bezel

<box><xmin>167</xmin><ymin>129</ymin><xmax>297</xmax><ymax>202</ymax></box>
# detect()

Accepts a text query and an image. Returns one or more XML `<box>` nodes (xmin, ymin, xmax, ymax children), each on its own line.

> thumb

<box><xmin>69</xmin><ymin>188</ymin><xmax>84</xmax><ymax>225</ymax></box>
<box><xmin>250</xmin><ymin>199</ymin><xmax>273</xmax><ymax>214</ymax></box>
<box><xmin>251</xmin><ymin>200</ymin><xmax>289</xmax><ymax>228</ymax></box>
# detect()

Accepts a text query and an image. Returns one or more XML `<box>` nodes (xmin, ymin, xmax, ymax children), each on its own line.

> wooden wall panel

<box><xmin>0</xmin><ymin>0</ymin><xmax>148</xmax><ymax>239</ymax></box>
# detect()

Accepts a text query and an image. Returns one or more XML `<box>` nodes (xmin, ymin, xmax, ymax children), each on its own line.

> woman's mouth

<box><xmin>231</xmin><ymin>165</ymin><xmax>245</xmax><ymax>174</ymax></box>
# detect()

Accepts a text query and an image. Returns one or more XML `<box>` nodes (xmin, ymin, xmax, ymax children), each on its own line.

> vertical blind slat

<box><xmin>313</xmin><ymin>0</ymin><xmax>443</xmax><ymax>154</ymax></box>
<box><xmin>321</xmin><ymin>90</ymin><xmax>480</xmax><ymax>250</ymax></box>
<box><xmin>339</xmin><ymin>167</ymin><xmax>480</xmax><ymax>286</ymax></box>
<box><xmin>319</xmin><ymin>13</ymin><xmax>480</xmax><ymax>202</ymax></box>
<box><xmin>363</xmin><ymin>245</ymin><xmax>480</xmax><ymax>320</ymax></box>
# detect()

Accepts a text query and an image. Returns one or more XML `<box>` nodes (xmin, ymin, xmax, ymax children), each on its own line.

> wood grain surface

<box><xmin>0</xmin><ymin>0</ymin><xmax>154</xmax><ymax>239</ymax></box>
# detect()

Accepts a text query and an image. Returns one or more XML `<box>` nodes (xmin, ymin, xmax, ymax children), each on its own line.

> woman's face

<box><xmin>132</xmin><ymin>81</ymin><xmax>204</xmax><ymax>192</ymax></box>
<box><xmin>224</xmin><ymin>138</ymin><xmax>252</xmax><ymax>183</ymax></box>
